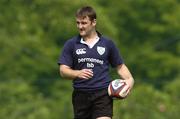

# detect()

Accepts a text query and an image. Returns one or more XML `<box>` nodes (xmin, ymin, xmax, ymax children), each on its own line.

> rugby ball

<box><xmin>108</xmin><ymin>79</ymin><xmax>130</xmax><ymax>99</ymax></box>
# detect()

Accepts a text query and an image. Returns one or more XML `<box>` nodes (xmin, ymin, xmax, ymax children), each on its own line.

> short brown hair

<box><xmin>75</xmin><ymin>6</ymin><xmax>96</xmax><ymax>21</ymax></box>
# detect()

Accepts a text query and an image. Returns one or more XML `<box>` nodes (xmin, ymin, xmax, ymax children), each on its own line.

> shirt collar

<box><xmin>80</xmin><ymin>35</ymin><xmax>100</xmax><ymax>48</ymax></box>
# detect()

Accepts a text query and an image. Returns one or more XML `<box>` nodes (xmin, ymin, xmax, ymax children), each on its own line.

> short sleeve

<box><xmin>108</xmin><ymin>40</ymin><xmax>124</xmax><ymax>67</ymax></box>
<box><xmin>57</xmin><ymin>40</ymin><xmax>74</xmax><ymax>67</ymax></box>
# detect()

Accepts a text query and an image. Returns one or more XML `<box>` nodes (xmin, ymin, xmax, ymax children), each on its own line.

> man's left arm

<box><xmin>116</xmin><ymin>64</ymin><xmax>134</xmax><ymax>90</ymax></box>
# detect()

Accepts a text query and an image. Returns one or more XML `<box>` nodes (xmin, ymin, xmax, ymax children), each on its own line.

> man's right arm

<box><xmin>59</xmin><ymin>65</ymin><xmax>93</xmax><ymax>80</ymax></box>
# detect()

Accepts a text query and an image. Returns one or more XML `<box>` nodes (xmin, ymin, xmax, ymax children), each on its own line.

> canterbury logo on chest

<box><xmin>76</xmin><ymin>48</ymin><xmax>86</xmax><ymax>55</ymax></box>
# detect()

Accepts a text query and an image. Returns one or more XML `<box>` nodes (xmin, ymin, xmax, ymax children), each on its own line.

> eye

<box><xmin>76</xmin><ymin>21</ymin><xmax>80</xmax><ymax>25</ymax></box>
<box><xmin>81</xmin><ymin>22</ymin><xmax>87</xmax><ymax>25</ymax></box>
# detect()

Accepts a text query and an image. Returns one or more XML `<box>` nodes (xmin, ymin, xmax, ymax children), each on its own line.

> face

<box><xmin>76</xmin><ymin>16</ymin><xmax>96</xmax><ymax>37</ymax></box>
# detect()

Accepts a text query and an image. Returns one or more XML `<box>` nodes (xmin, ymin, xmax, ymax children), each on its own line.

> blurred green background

<box><xmin>0</xmin><ymin>0</ymin><xmax>179</xmax><ymax>119</ymax></box>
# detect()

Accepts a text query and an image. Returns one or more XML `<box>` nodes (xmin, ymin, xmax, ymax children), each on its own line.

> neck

<box><xmin>83</xmin><ymin>30</ymin><xmax>98</xmax><ymax>42</ymax></box>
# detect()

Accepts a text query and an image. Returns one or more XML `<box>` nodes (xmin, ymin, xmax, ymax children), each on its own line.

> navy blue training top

<box><xmin>58</xmin><ymin>32</ymin><xmax>123</xmax><ymax>91</ymax></box>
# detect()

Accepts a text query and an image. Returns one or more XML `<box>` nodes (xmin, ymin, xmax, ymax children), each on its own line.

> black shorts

<box><xmin>72</xmin><ymin>88</ymin><xmax>113</xmax><ymax>119</ymax></box>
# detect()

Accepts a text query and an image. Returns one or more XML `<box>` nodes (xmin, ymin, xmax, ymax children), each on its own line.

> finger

<box><xmin>84</xmin><ymin>69</ymin><xmax>93</xmax><ymax>73</ymax></box>
<box><xmin>81</xmin><ymin>76</ymin><xmax>89</xmax><ymax>79</ymax></box>
<box><xmin>83</xmin><ymin>73</ymin><xmax>93</xmax><ymax>78</ymax></box>
<box><xmin>81</xmin><ymin>74</ymin><xmax>91</xmax><ymax>79</ymax></box>
<box><xmin>84</xmin><ymin>69</ymin><xmax>93</xmax><ymax>76</ymax></box>
<box><xmin>81</xmin><ymin>71</ymin><xmax>93</xmax><ymax>79</ymax></box>
<box><xmin>84</xmin><ymin>71</ymin><xmax>93</xmax><ymax>77</ymax></box>
<box><xmin>86</xmin><ymin>69</ymin><xmax>93</xmax><ymax>73</ymax></box>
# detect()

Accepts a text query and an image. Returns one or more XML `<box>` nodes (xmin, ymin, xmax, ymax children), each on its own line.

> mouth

<box><xmin>79</xmin><ymin>29</ymin><xmax>85</xmax><ymax>33</ymax></box>
<box><xmin>79</xmin><ymin>28</ymin><xmax>84</xmax><ymax>31</ymax></box>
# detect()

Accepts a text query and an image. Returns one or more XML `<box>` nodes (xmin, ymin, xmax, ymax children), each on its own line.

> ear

<box><xmin>92</xmin><ymin>19</ymin><xmax>96</xmax><ymax>26</ymax></box>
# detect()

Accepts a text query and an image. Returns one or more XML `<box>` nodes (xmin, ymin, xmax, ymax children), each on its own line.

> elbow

<box><xmin>59</xmin><ymin>70</ymin><xmax>66</xmax><ymax>78</ymax></box>
<box><xmin>59</xmin><ymin>70</ymin><xmax>64</xmax><ymax>77</ymax></box>
<box><xmin>59</xmin><ymin>65</ymin><xmax>65</xmax><ymax>78</ymax></box>
<box><xmin>129</xmin><ymin>77</ymin><xmax>135</xmax><ymax>88</ymax></box>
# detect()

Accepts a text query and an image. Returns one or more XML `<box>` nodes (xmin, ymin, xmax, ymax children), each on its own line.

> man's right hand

<box><xmin>60</xmin><ymin>65</ymin><xmax>93</xmax><ymax>80</ymax></box>
<box><xmin>77</xmin><ymin>69</ymin><xmax>93</xmax><ymax>79</ymax></box>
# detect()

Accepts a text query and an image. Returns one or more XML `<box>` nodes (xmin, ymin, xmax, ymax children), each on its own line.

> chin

<box><xmin>80</xmin><ymin>33</ymin><xmax>86</xmax><ymax>37</ymax></box>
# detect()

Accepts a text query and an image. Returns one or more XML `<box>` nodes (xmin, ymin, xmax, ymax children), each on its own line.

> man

<box><xmin>58</xmin><ymin>6</ymin><xmax>134</xmax><ymax>119</ymax></box>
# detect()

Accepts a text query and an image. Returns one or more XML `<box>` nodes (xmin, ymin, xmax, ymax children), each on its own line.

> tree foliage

<box><xmin>0</xmin><ymin>0</ymin><xmax>179</xmax><ymax>119</ymax></box>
